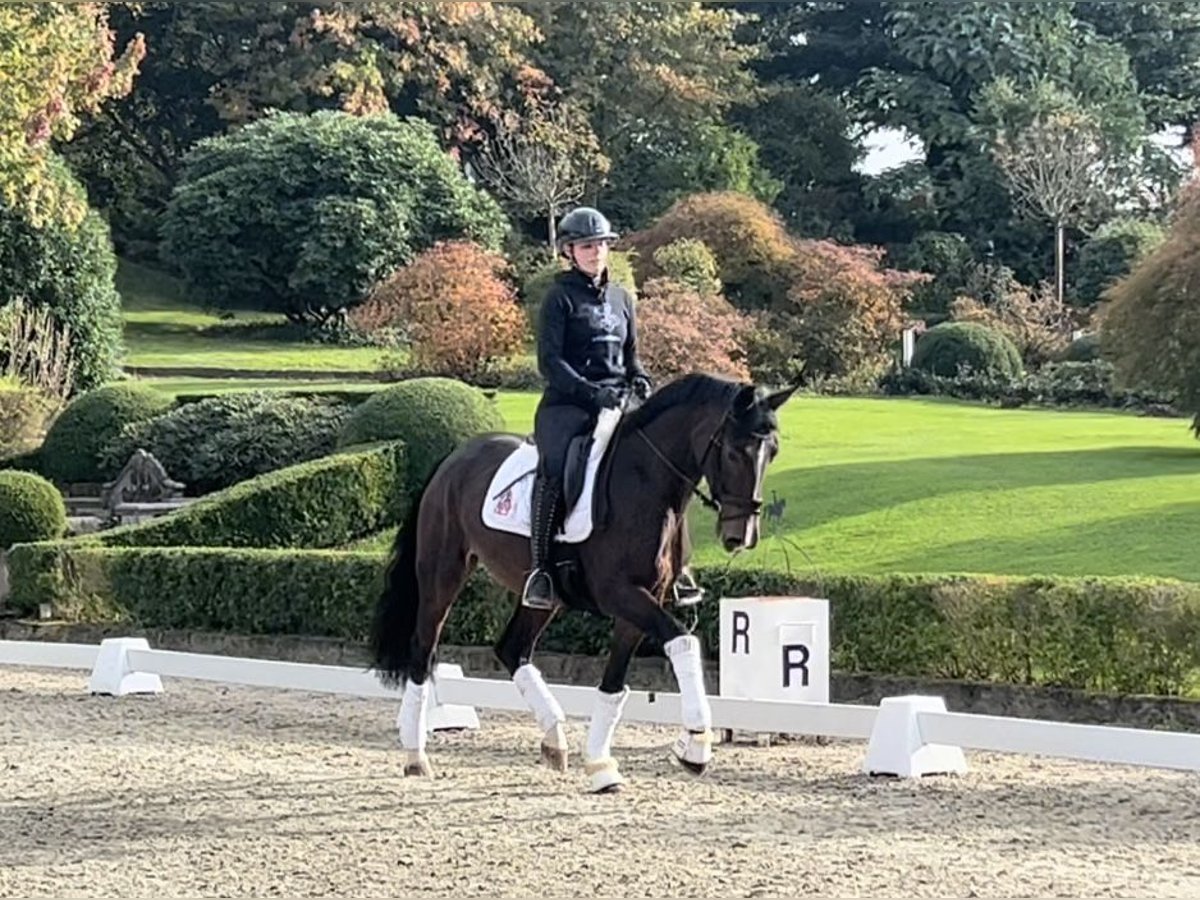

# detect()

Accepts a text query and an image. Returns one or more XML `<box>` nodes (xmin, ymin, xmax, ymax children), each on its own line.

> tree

<box><xmin>470</xmin><ymin>102</ymin><xmax>607</xmax><ymax>253</ymax></box>
<box><xmin>524</xmin><ymin>1</ymin><xmax>760</xmax><ymax>212</ymax></box>
<box><xmin>62</xmin><ymin>2</ymin><xmax>543</xmax><ymax>253</ymax></box>
<box><xmin>986</xmin><ymin>82</ymin><xmax>1119</xmax><ymax>306</ymax></box>
<box><xmin>0</xmin><ymin>2</ymin><xmax>144</xmax><ymax>227</ymax></box>
<box><xmin>1100</xmin><ymin>179</ymin><xmax>1200</xmax><ymax>438</ymax></box>
<box><xmin>161</xmin><ymin>111</ymin><xmax>508</xmax><ymax>324</ymax></box>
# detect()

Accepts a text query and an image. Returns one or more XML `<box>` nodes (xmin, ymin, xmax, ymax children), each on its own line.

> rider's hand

<box><xmin>631</xmin><ymin>375</ymin><xmax>652</xmax><ymax>400</ymax></box>
<box><xmin>593</xmin><ymin>385</ymin><xmax>623</xmax><ymax>410</ymax></box>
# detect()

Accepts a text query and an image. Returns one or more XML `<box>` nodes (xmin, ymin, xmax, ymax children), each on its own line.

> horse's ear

<box><xmin>763</xmin><ymin>383</ymin><xmax>798</xmax><ymax>411</ymax></box>
<box><xmin>736</xmin><ymin>383</ymin><xmax>757</xmax><ymax>410</ymax></box>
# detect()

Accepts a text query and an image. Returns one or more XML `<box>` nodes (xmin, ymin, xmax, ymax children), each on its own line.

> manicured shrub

<box><xmin>338</xmin><ymin>377</ymin><xmax>503</xmax><ymax>493</ymax></box>
<box><xmin>0</xmin><ymin>470</ymin><xmax>67</xmax><ymax>548</ymax></box>
<box><xmin>101</xmin><ymin>392</ymin><xmax>352</xmax><ymax>495</ymax></box>
<box><xmin>39</xmin><ymin>383</ymin><xmax>174</xmax><ymax>483</ymax></box>
<box><xmin>93</xmin><ymin>441</ymin><xmax>408</xmax><ymax>551</ymax></box>
<box><xmin>912</xmin><ymin>321</ymin><xmax>1024</xmax><ymax>379</ymax></box>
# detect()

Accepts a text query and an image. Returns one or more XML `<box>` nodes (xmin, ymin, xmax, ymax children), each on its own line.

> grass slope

<box><xmin>117</xmin><ymin>260</ymin><xmax>385</xmax><ymax>373</ymax></box>
<box><xmin>364</xmin><ymin>391</ymin><xmax>1200</xmax><ymax>583</ymax></box>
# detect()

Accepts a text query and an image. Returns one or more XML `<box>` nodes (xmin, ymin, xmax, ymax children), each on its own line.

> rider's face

<box><xmin>568</xmin><ymin>239</ymin><xmax>610</xmax><ymax>276</ymax></box>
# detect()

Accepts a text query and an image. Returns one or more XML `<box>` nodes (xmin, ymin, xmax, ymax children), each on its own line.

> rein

<box><xmin>634</xmin><ymin>404</ymin><xmax>764</xmax><ymax>523</ymax></box>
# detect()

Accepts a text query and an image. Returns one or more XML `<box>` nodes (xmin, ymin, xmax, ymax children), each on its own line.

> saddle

<box><xmin>481</xmin><ymin>406</ymin><xmax>623</xmax><ymax>545</ymax></box>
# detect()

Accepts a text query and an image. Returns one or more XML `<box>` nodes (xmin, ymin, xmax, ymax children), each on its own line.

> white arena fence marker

<box><xmin>3</xmin><ymin>637</ymin><xmax>1200</xmax><ymax>776</ymax></box>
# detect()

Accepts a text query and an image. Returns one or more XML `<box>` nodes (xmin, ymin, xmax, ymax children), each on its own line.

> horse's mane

<box><xmin>621</xmin><ymin>373</ymin><xmax>747</xmax><ymax>434</ymax></box>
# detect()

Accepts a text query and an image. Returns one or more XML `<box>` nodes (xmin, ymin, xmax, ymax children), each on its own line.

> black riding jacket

<box><xmin>536</xmin><ymin>268</ymin><xmax>649</xmax><ymax>407</ymax></box>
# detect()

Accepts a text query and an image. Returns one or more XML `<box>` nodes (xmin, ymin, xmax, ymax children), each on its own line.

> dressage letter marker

<box><xmin>719</xmin><ymin>597</ymin><xmax>829</xmax><ymax>704</ymax></box>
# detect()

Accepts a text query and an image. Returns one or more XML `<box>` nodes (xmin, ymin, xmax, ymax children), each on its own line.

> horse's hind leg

<box><xmin>494</xmin><ymin>605</ymin><xmax>568</xmax><ymax>771</ymax></box>
<box><xmin>398</xmin><ymin>538</ymin><xmax>473</xmax><ymax>778</ymax></box>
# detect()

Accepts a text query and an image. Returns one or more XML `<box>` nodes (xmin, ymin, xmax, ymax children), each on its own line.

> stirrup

<box><xmin>673</xmin><ymin>570</ymin><xmax>705</xmax><ymax>607</ymax></box>
<box><xmin>521</xmin><ymin>569</ymin><xmax>557</xmax><ymax>610</ymax></box>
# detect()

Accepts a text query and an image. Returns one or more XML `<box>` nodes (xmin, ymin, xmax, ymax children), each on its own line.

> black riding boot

<box><xmin>521</xmin><ymin>475</ymin><xmax>562</xmax><ymax>610</ymax></box>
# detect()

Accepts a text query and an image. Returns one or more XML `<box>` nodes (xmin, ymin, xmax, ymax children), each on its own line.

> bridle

<box><xmin>635</xmin><ymin>404</ymin><xmax>767</xmax><ymax>525</ymax></box>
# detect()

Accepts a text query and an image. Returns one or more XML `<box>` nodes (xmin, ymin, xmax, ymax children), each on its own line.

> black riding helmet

<box><xmin>556</xmin><ymin>206</ymin><xmax>619</xmax><ymax>252</ymax></box>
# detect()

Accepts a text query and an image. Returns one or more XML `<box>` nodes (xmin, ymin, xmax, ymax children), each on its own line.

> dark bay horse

<box><xmin>369</xmin><ymin>372</ymin><xmax>795</xmax><ymax>792</ymax></box>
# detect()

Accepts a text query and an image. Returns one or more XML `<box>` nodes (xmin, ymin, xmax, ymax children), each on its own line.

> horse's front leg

<box><xmin>585</xmin><ymin>618</ymin><xmax>644</xmax><ymax>793</ymax></box>
<box><xmin>494</xmin><ymin>604</ymin><xmax>568</xmax><ymax>771</ymax></box>
<box><xmin>597</xmin><ymin>580</ymin><xmax>714</xmax><ymax>777</ymax></box>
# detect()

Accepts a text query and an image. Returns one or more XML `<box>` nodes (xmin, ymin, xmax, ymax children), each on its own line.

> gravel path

<box><xmin>3</xmin><ymin>666</ymin><xmax>1199</xmax><ymax>898</ymax></box>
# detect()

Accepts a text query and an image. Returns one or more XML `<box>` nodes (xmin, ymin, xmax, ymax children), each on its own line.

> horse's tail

<box><xmin>368</xmin><ymin>470</ymin><xmax>435</xmax><ymax>689</ymax></box>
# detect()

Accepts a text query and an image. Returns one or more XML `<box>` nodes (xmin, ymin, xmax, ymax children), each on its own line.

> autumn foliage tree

<box><xmin>351</xmin><ymin>241</ymin><xmax>527</xmax><ymax>381</ymax></box>
<box><xmin>635</xmin><ymin>278</ymin><xmax>752</xmax><ymax>383</ymax></box>
<box><xmin>0</xmin><ymin>3</ymin><xmax>144</xmax><ymax>227</ymax></box>
<box><xmin>779</xmin><ymin>241</ymin><xmax>925</xmax><ymax>379</ymax></box>
<box><xmin>627</xmin><ymin>191</ymin><xmax>798</xmax><ymax>310</ymax></box>
<box><xmin>629</xmin><ymin>192</ymin><xmax>922</xmax><ymax>381</ymax></box>
<box><xmin>1101</xmin><ymin>179</ymin><xmax>1200</xmax><ymax>437</ymax></box>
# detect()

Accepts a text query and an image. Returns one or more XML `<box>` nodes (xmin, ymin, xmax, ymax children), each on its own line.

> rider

<box><xmin>522</xmin><ymin>205</ymin><xmax>703</xmax><ymax>610</ymax></box>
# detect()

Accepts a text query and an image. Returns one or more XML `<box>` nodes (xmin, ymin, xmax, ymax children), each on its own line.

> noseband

<box><xmin>635</xmin><ymin>406</ymin><xmax>765</xmax><ymax>524</ymax></box>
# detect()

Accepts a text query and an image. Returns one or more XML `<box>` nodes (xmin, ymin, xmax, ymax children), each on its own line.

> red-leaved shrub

<box><xmin>351</xmin><ymin>241</ymin><xmax>527</xmax><ymax>380</ymax></box>
<box><xmin>635</xmin><ymin>277</ymin><xmax>752</xmax><ymax>382</ymax></box>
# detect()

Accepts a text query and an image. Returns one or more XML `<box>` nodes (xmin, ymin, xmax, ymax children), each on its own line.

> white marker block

<box><xmin>862</xmin><ymin>695</ymin><xmax>968</xmax><ymax>778</ymax></box>
<box><xmin>87</xmin><ymin>637</ymin><xmax>163</xmax><ymax>697</ymax></box>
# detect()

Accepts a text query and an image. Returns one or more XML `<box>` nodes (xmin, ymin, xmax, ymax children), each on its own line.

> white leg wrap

<box><xmin>398</xmin><ymin>679</ymin><xmax>430</xmax><ymax>752</ymax></box>
<box><xmin>586</xmin><ymin>686</ymin><xmax>629</xmax><ymax>763</ymax></box>
<box><xmin>664</xmin><ymin>634</ymin><xmax>711</xmax><ymax>732</ymax></box>
<box><xmin>513</xmin><ymin>663</ymin><xmax>566</xmax><ymax>734</ymax></box>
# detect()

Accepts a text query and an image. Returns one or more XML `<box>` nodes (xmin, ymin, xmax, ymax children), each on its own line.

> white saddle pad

<box><xmin>481</xmin><ymin>406</ymin><xmax>622</xmax><ymax>544</ymax></box>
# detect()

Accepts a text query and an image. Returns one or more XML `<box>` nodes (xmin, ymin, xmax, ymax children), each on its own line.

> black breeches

<box><xmin>534</xmin><ymin>396</ymin><xmax>594</xmax><ymax>484</ymax></box>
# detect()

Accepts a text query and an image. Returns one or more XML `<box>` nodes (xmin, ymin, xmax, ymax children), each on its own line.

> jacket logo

<box><xmin>591</xmin><ymin>301</ymin><xmax>620</xmax><ymax>334</ymax></box>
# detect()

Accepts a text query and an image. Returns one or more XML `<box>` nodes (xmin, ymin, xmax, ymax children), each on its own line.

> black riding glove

<box><xmin>593</xmin><ymin>385</ymin><xmax>623</xmax><ymax>410</ymax></box>
<box><xmin>631</xmin><ymin>374</ymin><xmax>652</xmax><ymax>400</ymax></box>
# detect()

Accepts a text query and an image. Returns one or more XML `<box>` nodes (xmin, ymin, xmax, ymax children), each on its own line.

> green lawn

<box><xmin>116</xmin><ymin>260</ymin><xmax>386</xmax><ymax>373</ymax></box>
<box><xmin>363</xmin><ymin>391</ymin><xmax>1200</xmax><ymax>583</ymax></box>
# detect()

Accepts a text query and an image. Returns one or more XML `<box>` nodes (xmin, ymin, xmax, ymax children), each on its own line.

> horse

<box><xmin>368</xmin><ymin>372</ymin><xmax>795</xmax><ymax>792</ymax></box>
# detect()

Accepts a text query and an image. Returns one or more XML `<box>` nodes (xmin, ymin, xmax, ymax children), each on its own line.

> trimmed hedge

<box><xmin>88</xmin><ymin>441</ymin><xmax>408</xmax><ymax>550</ymax></box>
<box><xmin>7</xmin><ymin>543</ymin><xmax>1200</xmax><ymax>697</ymax></box>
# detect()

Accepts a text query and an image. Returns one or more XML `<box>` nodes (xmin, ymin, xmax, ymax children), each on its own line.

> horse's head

<box><xmin>700</xmin><ymin>383</ymin><xmax>795</xmax><ymax>552</ymax></box>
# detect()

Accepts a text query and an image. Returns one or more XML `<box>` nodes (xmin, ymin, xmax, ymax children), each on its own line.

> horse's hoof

<box><xmin>671</xmin><ymin>728</ymin><xmax>713</xmax><ymax>777</ymax></box>
<box><xmin>540</xmin><ymin>743</ymin><xmax>569</xmax><ymax>773</ymax></box>
<box><xmin>403</xmin><ymin>751</ymin><xmax>433</xmax><ymax>777</ymax></box>
<box><xmin>586</xmin><ymin>757</ymin><xmax>624</xmax><ymax>794</ymax></box>
<box><xmin>673</xmin><ymin>755</ymin><xmax>708</xmax><ymax>778</ymax></box>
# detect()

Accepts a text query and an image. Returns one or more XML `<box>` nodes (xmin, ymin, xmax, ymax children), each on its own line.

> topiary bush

<box><xmin>0</xmin><ymin>470</ymin><xmax>67</xmax><ymax>549</ymax></box>
<box><xmin>161</xmin><ymin>110</ymin><xmax>509</xmax><ymax>325</ymax></box>
<box><xmin>0</xmin><ymin>156</ymin><xmax>124</xmax><ymax>390</ymax></box>
<box><xmin>100</xmin><ymin>392</ymin><xmax>353</xmax><ymax>495</ymax></box>
<box><xmin>911</xmin><ymin>321</ymin><xmax>1024</xmax><ymax>379</ymax></box>
<box><xmin>338</xmin><ymin>377</ymin><xmax>503</xmax><ymax>492</ymax></box>
<box><xmin>652</xmin><ymin>238</ymin><xmax>722</xmax><ymax>296</ymax></box>
<box><xmin>39</xmin><ymin>383</ymin><xmax>175</xmax><ymax>484</ymax></box>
